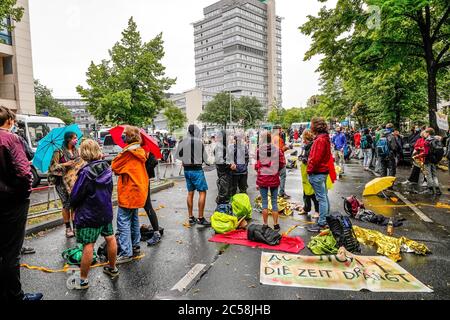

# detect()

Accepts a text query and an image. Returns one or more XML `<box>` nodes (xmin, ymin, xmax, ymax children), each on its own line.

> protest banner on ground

<box><xmin>260</xmin><ymin>252</ymin><xmax>433</xmax><ymax>293</ymax></box>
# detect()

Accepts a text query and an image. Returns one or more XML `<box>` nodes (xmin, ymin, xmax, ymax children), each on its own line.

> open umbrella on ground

<box><xmin>363</xmin><ymin>177</ymin><xmax>397</xmax><ymax>197</ymax></box>
<box><xmin>109</xmin><ymin>125</ymin><xmax>162</xmax><ymax>159</ymax></box>
<box><xmin>32</xmin><ymin>124</ymin><xmax>83</xmax><ymax>173</ymax></box>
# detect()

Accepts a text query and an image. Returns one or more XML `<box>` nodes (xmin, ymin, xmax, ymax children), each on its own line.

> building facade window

<box><xmin>0</xmin><ymin>18</ymin><xmax>12</xmax><ymax>45</ymax></box>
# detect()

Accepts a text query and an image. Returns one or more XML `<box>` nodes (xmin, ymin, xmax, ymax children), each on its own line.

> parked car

<box><xmin>102</xmin><ymin>134</ymin><xmax>122</xmax><ymax>163</ymax></box>
<box><xmin>16</xmin><ymin>114</ymin><xmax>65</xmax><ymax>188</ymax></box>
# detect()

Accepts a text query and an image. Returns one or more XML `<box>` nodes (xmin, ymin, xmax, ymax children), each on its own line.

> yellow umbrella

<box><xmin>363</xmin><ymin>177</ymin><xmax>396</xmax><ymax>196</ymax></box>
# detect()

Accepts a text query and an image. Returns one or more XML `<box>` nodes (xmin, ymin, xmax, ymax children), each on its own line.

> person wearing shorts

<box><xmin>255</xmin><ymin>131</ymin><xmax>285</xmax><ymax>232</ymax></box>
<box><xmin>70</xmin><ymin>139</ymin><xmax>118</xmax><ymax>290</ymax></box>
<box><xmin>176</xmin><ymin>125</ymin><xmax>211</xmax><ymax>226</ymax></box>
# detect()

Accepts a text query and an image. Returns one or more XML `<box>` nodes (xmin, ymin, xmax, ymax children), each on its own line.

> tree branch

<box><xmin>437</xmin><ymin>60</ymin><xmax>450</xmax><ymax>69</ymax></box>
<box><xmin>432</xmin><ymin>6</ymin><xmax>450</xmax><ymax>42</ymax></box>
<box><xmin>380</xmin><ymin>40</ymin><xmax>423</xmax><ymax>48</ymax></box>
<box><xmin>436</xmin><ymin>43</ymin><xmax>450</xmax><ymax>64</ymax></box>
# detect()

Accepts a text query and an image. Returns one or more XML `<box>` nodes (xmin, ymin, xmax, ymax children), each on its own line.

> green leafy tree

<box><xmin>235</xmin><ymin>96</ymin><xmax>265</xmax><ymax>129</ymax></box>
<box><xmin>0</xmin><ymin>0</ymin><xmax>23</xmax><ymax>38</ymax></box>
<box><xmin>163</xmin><ymin>103</ymin><xmax>187</xmax><ymax>133</ymax></box>
<box><xmin>77</xmin><ymin>17</ymin><xmax>176</xmax><ymax>127</ymax></box>
<box><xmin>301</xmin><ymin>0</ymin><xmax>450</xmax><ymax>131</ymax></box>
<box><xmin>34</xmin><ymin>80</ymin><xmax>73</xmax><ymax>124</ymax></box>
<box><xmin>198</xmin><ymin>92</ymin><xmax>237</xmax><ymax>128</ymax></box>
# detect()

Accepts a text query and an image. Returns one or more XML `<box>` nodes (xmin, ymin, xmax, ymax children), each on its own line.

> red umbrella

<box><xmin>109</xmin><ymin>125</ymin><xmax>162</xmax><ymax>160</ymax></box>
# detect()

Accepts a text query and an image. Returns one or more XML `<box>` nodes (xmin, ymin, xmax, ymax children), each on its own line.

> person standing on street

<box><xmin>354</xmin><ymin>130</ymin><xmax>362</xmax><ymax>159</ymax></box>
<box><xmin>230</xmin><ymin>133</ymin><xmax>249</xmax><ymax>196</ymax></box>
<box><xmin>0</xmin><ymin>106</ymin><xmax>43</xmax><ymax>301</ymax></box>
<box><xmin>69</xmin><ymin>139</ymin><xmax>118</xmax><ymax>289</ymax></box>
<box><xmin>143</xmin><ymin>152</ymin><xmax>163</xmax><ymax>246</ymax></box>
<box><xmin>418</xmin><ymin>128</ymin><xmax>443</xmax><ymax>195</ymax></box>
<box><xmin>361</xmin><ymin>128</ymin><xmax>374</xmax><ymax>171</ymax></box>
<box><xmin>378</xmin><ymin>124</ymin><xmax>399</xmax><ymax>177</ymax></box>
<box><xmin>256</xmin><ymin>131</ymin><xmax>285</xmax><ymax>232</ymax></box>
<box><xmin>332</xmin><ymin>126</ymin><xmax>346</xmax><ymax>175</ymax></box>
<box><xmin>214</xmin><ymin>130</ymin><xmax>234</xmax><ymax>206</ymax></box>
<box><xmin>49</xmin><ymin>132</ymin><xmax>81</xmax><ymax>238</ymax></box>
<box><xmin>176</xmin><ymin>124</ymin><xmax>211</xmax><ymax>226</ymax></box>
<box><xmin>299</xmin><ymin>129</ymin><xmax>320</xmax><ymax>219</ymax></box>
<box><xmin>273</xmin><ymin>125</ymin><xmax>291</xmax><ymax>199</ymax></box>
<box><xmin>112</xmin><ymin>126</ymin><xmax>149</xmax><ymax>263</ymax></box>
<box><xmin>403</xmin><ymin>131</ymin><xmax>426</xmax><ymax>186</ymax></box>
<box><xmin>307</xmin><ymin>118</ymin><xmax>333</xmax><ymax>233</ymax></box>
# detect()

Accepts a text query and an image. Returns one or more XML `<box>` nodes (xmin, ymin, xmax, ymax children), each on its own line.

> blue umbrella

<box><xmin>32</xmin><ymin>124</ymin><xmax>83</xmax><ymax>173</ymax></box>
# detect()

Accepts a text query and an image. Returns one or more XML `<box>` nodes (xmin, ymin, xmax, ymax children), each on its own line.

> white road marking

<box><xmin>171</xmin><ymin>264</ymin><xmax>207</xmax><ymax>292</ymax></box>
<box><xmin>394</xmin><ymin>191</ymin><xmax>433</xmax><ymax>223</ymax></box>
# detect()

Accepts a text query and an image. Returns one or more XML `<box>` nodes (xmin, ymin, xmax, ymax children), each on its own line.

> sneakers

<box><xmin>273</xmin><ymin>224</ymin><xmax>281</xmax><ymax>232</ymax></box>
<box><xmin>197</xmin><ymin>218</ymin><xmax>211</xmax><ymax>227</ymax></box>
<box><xmin>307</xmin><ymin>224</ymin><xmax>328</xmax><ymax>233</ymax></box>
<box><xmin>65</xmin><ymin>228</ymin><xmax>75</xmax><ymax>238</ymax></box>
<box><xmin>280</xmin><ymin>193</ymin><xmax>291</xmax><ymax>199</ymax></box>
<box><xmin>68</xmin><ymin>277</ymin><xmax>89</xmax><ymax>290</ymax></box>
<box><xmin>21</xmin><ymin>247</ymin><xmax>36</xmax><ymax>255</ymax></box>
<box><xmin>103</xmin><ymin>266</ymin><xmax>120</xmax><ymax>279</ymax></box>
<box><xmin>132</xmin><ymin>245</ymin><xmax>141</xmax><ymax>256</ymax></box>
<box><xmin>147</xmin><ymin>233</ymin><xmax>161</xmax><ymax>246</ymax></box>
<box><xmin>23</xmin><ymin>293</ymin><xmax>43</xmax><ymax>300</ymax></box>
<box><xmin>116</xmin><ymin>255</ymin><xmax>133</xmax><ymax>265</ymax></box>
<box><xmin>189</xmin><ymin>216</ymin><xmax>198</xmax><ymax>225</ymax></box>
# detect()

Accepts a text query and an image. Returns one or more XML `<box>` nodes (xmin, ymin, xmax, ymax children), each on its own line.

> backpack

<box><xmin>145</xmin><ymin>153</ymin><xmax>159</xmax><ymax>179</ymax></box>
<box><xmin>63</xmin><ymin>244</ymin><xmax>98</xmax><ymax>266</ymax></box>
<box><xmin>343</xmin><ymin>196</ymin><xmax>365</xmax><ymax>217</ymax></box>
<box><xmin>360</xmin><ymin>135</ymin><xmax>369</xmax><ymax>149</ymax></box>
<box><xmin>247</xmin><ymin>224</ymin><xmax>281</xmax><ymax>246</ymax></box>
<box><xmin>376</xmin><ymin>137</ymin><xmax>390</xmax><ymax>158</ymax></box>
<box><xmin>428</xmin><ymin>138</ymin><xmax>445</xmax><ymax>164</ymax></box>
<box><xmin>326</xmin><ymin>215</ymin><xmax>361</xmax><ymax>254</ymax></box>
<box><xmin>211</xmin><ymin>212</ymin><xmax>239</xmax><ymax>234</ymax></box>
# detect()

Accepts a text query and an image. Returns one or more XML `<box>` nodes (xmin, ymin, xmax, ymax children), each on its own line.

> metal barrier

<box><xmin>28</xmin><ymin>184</ymin><xmax>62</xmax><ymax>220</ymax></box>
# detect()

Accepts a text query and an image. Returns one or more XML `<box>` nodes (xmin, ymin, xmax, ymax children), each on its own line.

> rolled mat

<box><xmin>209</xmin><ymin>230</ymin><xmax>305</xmax><ymax>254</ymax></box>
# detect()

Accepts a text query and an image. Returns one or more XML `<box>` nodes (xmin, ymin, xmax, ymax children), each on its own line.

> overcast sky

<box><xmin>28</xmin><ymin>0</ymin><xmax>336</xmax><ymax>108</ymax></box>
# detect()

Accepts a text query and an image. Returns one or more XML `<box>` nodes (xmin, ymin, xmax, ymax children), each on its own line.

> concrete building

<box><xmin>154</xmin><ymin>88</ymin><xmax>215</xmax><ymax>132</ymax></box>
<box><xmin>57</xmin><ymin>98</ymin><xmax>99</xmax><ymax>136</ymax></box>
<box><xmin>193</xmin><ymin>0</ymin><xmax>282</xmax><ymax>112</ymax></box>
<box><xmin>0</xmin><ymin>0</ymin><xmax>35</xmax><ymax>114</ymax></box>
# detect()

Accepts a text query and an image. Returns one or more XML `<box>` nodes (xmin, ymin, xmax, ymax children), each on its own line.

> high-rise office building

<box><xmin>193</xmin><ymin>0</ymin><xmax>282</xmax><ymax>112</ymax></box>
<box><xmin>0</xmin><ymin>0</ymin><xmax>36</xmax><ymax>114</ymax></box>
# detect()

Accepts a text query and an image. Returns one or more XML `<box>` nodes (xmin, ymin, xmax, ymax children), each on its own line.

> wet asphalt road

<box><xmin>21</xmin><ymin>158</ymin><xmax>450</xmax><ymax>300</ymax></box>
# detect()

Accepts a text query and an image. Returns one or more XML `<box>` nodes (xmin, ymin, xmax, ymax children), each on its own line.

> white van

<box><xmin>16</xmin><ymin>114</ymin><xmax>65</xmax><ymax>187</ymax></box>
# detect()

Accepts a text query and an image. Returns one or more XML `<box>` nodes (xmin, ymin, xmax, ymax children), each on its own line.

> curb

<box><xmin>25</xmin><ymin>180</ymin><xmax>175</xmax><ymax>237</ymax></box>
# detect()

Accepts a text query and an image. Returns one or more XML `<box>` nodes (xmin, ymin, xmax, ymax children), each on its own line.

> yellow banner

<box><xmin>260</xmin><ymin>252</ymin><xmax>433</xmax><ymax>293</ymax></box>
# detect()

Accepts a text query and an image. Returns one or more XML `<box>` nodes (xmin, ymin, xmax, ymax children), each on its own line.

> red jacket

<box><xmin>255</xmin><ymin>144</ymin><xmax>285</xmax><ymax>188</ymax></box>
<box><xmin>354</xmin><ymin>132</ymin><xmax>361</xmax><ymax>148</ymax></box>
<box><xmin>0</xmin><ymin>128</ymin><xmax>32</xmax><ymax>203</ymax></box>
<box><xmin>307</xmin><ymin>133</ymin><xmax>332</xmax><ymax>175</ymax></box>
<box><xmin>414</xmin><ymin>138</ymin><xmax>427</xmax><ymax>161</ymax></box>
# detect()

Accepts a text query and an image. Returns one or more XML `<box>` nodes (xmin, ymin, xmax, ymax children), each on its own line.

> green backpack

<box><xmin>211</xmin><ymin>212</ymin><xmax>239</xmax><ymax>234</ymax></box>
<box><xmin>231</xmin><ymin>193</ymin><xmax>253</xmax><ymax>220</ymax></box>
<box><xmin>62</xmin><ymin>244</ymin><xmax>97</xmax><ymax>266</ymax></box>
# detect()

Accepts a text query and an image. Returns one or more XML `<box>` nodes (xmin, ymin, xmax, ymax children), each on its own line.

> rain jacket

<box><xmin>255</xmin><ymin>144</ymin><xmax>285</xmax><ymax>188</ymax></box>
<box><xmin>307</xmin><ymin>133</ymin><xmax>332</xmax><ymax>175</ymax></box>
<box><xmin>176</xmin><ymin>124</ymin><xmax>209</xmax><ymax>171</ymax></box>
<box><xmin>0</xmin><ymin>128</ymin><xmax>32</xmax><ymax>203</ymax></box>
<box><xmin>71</xmin><ymin>160</ymin><xmax>113</xmax><ymax>228</ymax></box>
<box><xmin>112</xmin><ymin>143</ymin><xmax>149</xmax><ymax>209</ymax></box>
<box><xmin>332</xmin><ymin>132</ymin><xmax>346</xmax><ymax>151</ymax></box>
